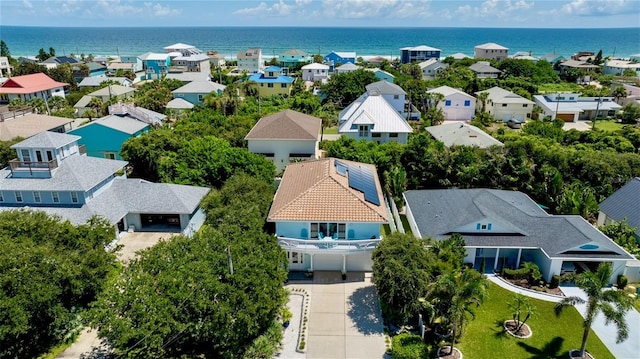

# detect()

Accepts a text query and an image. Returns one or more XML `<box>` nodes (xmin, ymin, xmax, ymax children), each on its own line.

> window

<box><xmin>0</xmin><ymin>192</ymin><xmax>3</xmax><ymax>202</ymax></box>
<box><xmin>15</xmin><ymin>191</ymin><xmax>22</xmax><ymax>202</ymax></box>
<box><xmin>33</xmin><ymin>191</ymin><xmax>41</xmax><ymax>203</ymax></box>
<box><xmin>198</xmin><ymin>94</ymin><xmax>204</xmax><ymax>101</ymax></box>
<box><xmin>389</xmin><ymin>133</ymin><xmax>398</xmax><ymax>138</ymax></box>
<box><xmin>104</xmin><ymin>153</ymin><xmax>116</xmax><ymax>160</ymax></box>
<box><xmin>178</xmin><ymin>93</ymin><xmax>184</xmax><ymax>97</ymax></box>
<box><xmin>281</xmin><ymin>83</ymin><xmax>287</xmax><ymax>88</ymax></box>
<box><xmin>21</xmin><ymin>149</ymin><xmax>31</xmax><ymax>162</ymax></box>
<box><xmin>393</xmin><ymin>95</ymin><xmax>399</xmax><ymax>99</ymax></box>
<box><xmin>358</xmin><ymin>125</ymin><xmax>369</xmax><ymax>137</ymax></box>
<box><xmin>464</xmin><ymin>100</ymin><xmax>471</xmax><ymax>106</ymax></box>
<box><xmin>445</xmin><ymin>100</ymin><xmax>452</xmax><ymax>106</ymax></box>
<box><xmin>311</xmin><ymin>222</ymin><xmax>345</xmax><ymax>239</ymax></box>
<box><xmin>71</xmin><ymin>192</ymin><xmax>78</xmax><ymax>203</ymax></box>
<box><xmin>52</xmin><ymin>192</ymin><xmax>59</xmax><ymax>203</ymax></box>
<box><xmin>268</xmin><ymin>83</ymin><xmax>274</xmax><ymax>88</ymax></box>
<box><xmin>502</xmin><ymin>103</ymin><xmax>508</xmax><ymax>107</ymax></box>
<box><xmin>372</xmin><ymin>133</ymin><xmax>381</xmax><ymax>138</ymax></box>
<box><xmin>523</xmin><ymin>104</ymin><xmax>528</xmax><ymax>108</ymax></box>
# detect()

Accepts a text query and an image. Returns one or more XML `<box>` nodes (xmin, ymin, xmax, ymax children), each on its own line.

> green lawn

<box><xmin>323</xmin><ymin>127</ymin><xmax>338</xmax><ymax>135</ymax></box>
<box><xmin>399</xmin><ymin>215</ymin><xmax>413</xmax><ymax>235</ymax></box>
<box><xmin>593</xmin><ymin>119</ymin><xmax>623</xmax><ymax>132</ymax></box>
<box><xmin>538</xmin><ymin>83</ymin><xmax>582</xmax><ymax>94</ymax></box>
<box><xmin>455</xmin><ymin>283</ymin><xmax>614</xmax><ymax>359</ymax></box>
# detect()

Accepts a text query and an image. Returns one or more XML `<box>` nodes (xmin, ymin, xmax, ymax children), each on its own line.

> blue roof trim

<box><xmin>248</xmin><ymin>74</ymin><xmax>294</xmax><ymax>84</ymax></box>
<box><xmin>264</xmin><ymin>66</ymin><xmax>282</xmax><ymax>71</ymax></box>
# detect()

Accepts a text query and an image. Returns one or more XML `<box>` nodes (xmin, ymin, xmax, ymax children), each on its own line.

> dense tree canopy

<box><xmin>0</xmin><ymin>211</ymin><xmax>118</xmax><ymax>359</ymax></box>
<box><xmin>320</xmin><ymin>69</ymin><xmax>378</xmax><ymax>108</ymax></box>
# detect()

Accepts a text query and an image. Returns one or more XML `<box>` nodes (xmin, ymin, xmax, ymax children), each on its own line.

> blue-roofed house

<box><xmin>404</xmin><ymin>189</ymin><xmax>635</xmax><ymax>284</ymax></box>
<box><xmin>324</xmin><ymin>51</ymin><xmax>356</xmax><ymax>72</ymax></box>
<box><xmin>172</xmin><ymin>81</ymin><xmax>226</xmax><ymax>106</ymax></box>
<box><xmin>67</xmin><ymin>115</ymin><xmax>150</xmax><ymax>160</ymax></box>
<box><xmin>279</xmin><ymin>49</ymin><xmax>310</xmax><ymax>68</ymax></box>
<box><xmin>268</xmin><ymin>158</ymin><xmax>388</xmax><ymax>273</ymax></box>
<box><xmin>598</xmin><ymin>177</ymin><xmax>640</xmax><ymax>239</ymax></box>
<box><xmin>248</xmin><ymin>66</ymin><xmax>294</xmax><ymax>97</ymax></box>
<box><xmin>0</xmin><ymin>131</ymin><xmax>209</xmax><ymax>237</ymax></box>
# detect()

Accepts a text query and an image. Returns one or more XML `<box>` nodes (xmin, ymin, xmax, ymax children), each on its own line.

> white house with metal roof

<box><xmin>476</xmin><ymin>86</ymin><xmax>534</xmax><ymax>122</ymax></box>
<box><xmin>172</xmin><ymin>81</ymin><xmax>226</xmax><ymax>106</ymax></box>
<box><xmin>404</xmin><ymin>189</ymin><xmax>634</xmax><ymax>284</ymax></box>
<box><xmin>427</xmin><ymin>86</ymin><xmax>476</xmax><ymax>121</ymax></box>
<box><xmin>269</xmin><ymin>158</ymin><xmax>388</xmax><ymax>273</ymax></box>
<box><xmin>334</xmin><ymin>62</ymin><xmax>361</xmax><ymax>75</ymax></box>
<box><xmin>426</xmin><ymin>122</ymin><xmax>503</xmax><ymax>148</ymax></box>
<box><xmin>301</xmin><ymin>63</ymin><xmax>330</xmax><ymax>82</ymax></box>
<box><xmin>338</xmin><ymin>83</ymin><xmax>413</xmax><ymax>144</ymax></box>
<box><xmin>0</xmin><ymin>131</ymin><xmax>209</xmax><ymax>236</ymax></box>
<box><xmin>418</xmin><ymin>59</ymin><xmax>449</xmax><ymax>80</ymax></box>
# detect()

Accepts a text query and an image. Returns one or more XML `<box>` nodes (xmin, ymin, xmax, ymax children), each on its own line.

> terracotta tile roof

<box><xmin>0</xmin><ymin>73</ymin><xmax>68</xmax><ymax>94</ymax></box>
<box><xmin>0</xmin><ymin>114</ymin><xmax>73</xmax><ymax>141</ymax></box>
<box><xmin>245</xmin><ymin>109</ymin><xmax>321</xmax><ymax>140</ymax></box>
<box><xmin>268</xmin><ymin>158</ymin><xmax>388</xmax><ymax>223</ymax></box>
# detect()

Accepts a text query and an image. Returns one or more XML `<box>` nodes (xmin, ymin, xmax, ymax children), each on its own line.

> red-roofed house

<box><xmin>0</xmin><ymin>73</ymin><xmax>68</xmax><ymax>103</ymax></box>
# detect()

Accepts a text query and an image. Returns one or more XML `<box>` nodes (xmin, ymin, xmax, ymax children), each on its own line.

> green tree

<box><xmin>507</xmin><ymin>293</ymin><xmax>537</xmax><ymax>333</ymax></box>
<box><xmin>87</xmin><ymin>97</ymin><xmax>104</xmax><ymax>117</ymax></box>
<box><xmin>611</xmin><ymin>85</ymin><xmax>627</xmax><ymax>104</ymax></box>
<box><xmin>8</xmin><ymin>98</ymin><xmax>27</xmax><ymax>111</ymax></box>
<box><xmin>28</xmin><ymin>97</ymin><xmax>47</xmax><ymax>114</ymax></box>
<box><xmin>134</xmin><ymin>79</ymin><xmax>175</xmax><ymax>113</ymax></box>
<box><xmin>89</xmin><ymin>227</ymin><xmax>287</xmax><ymax>358</ymax></box>
<box><xmin>622</xmin><ymin>68</ymin><xmax>638</xmax><ymax>77</ymax></box>
<box><xmin>0</xmin><ymin>40</ymin><xmax>10</xmax><ymax>58</ymax></box>
<box><xmin>321</xmin><ymin>68</ymin><xmax>377</xmax><ymax>108</ymax></box>
<box><xmin>372</xmin><ymin>233</ymin><xmax>432</xmax><ymax>324</ymax></box>
<box><xmin>620</xmin><ymin>103</ymin><xmax>640</xmax><ymax>125</ymax></box>
<box><xmin>0</xmin><ymin>138</ymin><xmax>22</xmax><ymax>167</ymax></box>
<box><xmin>0</xmin><ymin>211</ymin><xmax>118</xmax><ymax>359</ymax></box>
<box><xmin>555</xmin><ymin>263</ymin><xmax>633</xmax><ymax>358</ymax></box>
<box><xmin>427</xmin><ymin>268</ymin><xmax>488</xmax><ymax>356</ymax></box>
<box><xmin>47</xmin><ymin>95</ymin><xmax>70</xmax><ymax>111</ymax></box>
<box><xmin>599</xmin><ymin>219</ymin><xmax>639</xmax><ymax>258</ymax></box>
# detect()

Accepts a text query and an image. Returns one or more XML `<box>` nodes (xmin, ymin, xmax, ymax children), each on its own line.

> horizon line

<box><xmin>1</xmin><ymin>25</ymin><xmax>639</xmax><ymax>30</ymax></box>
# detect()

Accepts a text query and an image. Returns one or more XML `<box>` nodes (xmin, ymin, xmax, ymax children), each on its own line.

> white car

<box><xmin>561</xmin><ymin>262</ymin><xmax>577</xmax><ymax>275</ymax></box>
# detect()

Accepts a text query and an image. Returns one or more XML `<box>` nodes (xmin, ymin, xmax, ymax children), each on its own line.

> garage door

<box><xmin>557</xmin><ymin>113</ymin><xmax>575</xmax><ymax>122</ymax></box>
<box><xmin>313</xmin><ymin>254</ymin><xmax>343</xmax><ymax>271</ymax></box>
<box><xmin>312</xmin><ymin>253</ymin><xmax>374</xmax><ymax>271</ymax></box>
<box><xmin>346</xmin><ymin>253</ymin><xmax>373</xmax><ymax>271</ymax></box>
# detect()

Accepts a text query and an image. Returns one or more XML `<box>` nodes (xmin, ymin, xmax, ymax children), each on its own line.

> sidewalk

<box><xmin>560</xmin><ymin>286</ymin><xmax>640</xmax><ymax>359</ymax></box>
<box><xmin>486</xmin><ymin>274</ymin><xmax>564</xmax><ymax>303</ymax></box>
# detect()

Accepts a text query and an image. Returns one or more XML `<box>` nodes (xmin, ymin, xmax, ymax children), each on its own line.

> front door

<box><xmin>288</xmin><ymin>251</ymin><xmax>304</xmax><ymax>271</ymax></box>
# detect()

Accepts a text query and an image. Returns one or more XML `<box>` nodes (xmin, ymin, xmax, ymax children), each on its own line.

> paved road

<box><xmin>561</xmin><ymin>286</ymin><xmax>640</xmax><ymax>359</ymax></box>
<box><xmin>290</xmin><ymin>271</ymin><xmax>387</xmax><ymax>359</ymax></box>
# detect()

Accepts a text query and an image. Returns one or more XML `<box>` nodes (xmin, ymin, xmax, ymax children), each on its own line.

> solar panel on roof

<box><xmin>335</xmin><ymin>160</ymin><xmax>348</xmax><ymax>176</ymax></box>
<box><xmin>344</xmin><ymin>162</ymin><xmax>380</xmax><ymax>206</ymax></box>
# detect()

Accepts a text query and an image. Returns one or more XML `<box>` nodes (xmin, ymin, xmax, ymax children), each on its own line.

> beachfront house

<box><xmin>279</xmin><ymin>49</ymin><xmax>309</xmax><ymax>68</ymax></box>
<box><xmin>469</xmin><ymin>61</ymin><xmax>502</xmax><ymax>79</ymax></box>
<box><xmin>533</xmin><ymin>93</ymin><xmax>621</xmax><ymax>122</ymax></box>
<box><xmin>338</xmin><ymin>81</ymin><xmax>413</xmax><ymax>144</ymax></box>
<box><xmin>324</xmin><ymin>51</ymin><xmax>356</xmax><ymax>72</ymax></box>
<box><xmin>427</xmin><ymin>85</ymin><xmax>476</xmax><ymax>121</ymax></box>
<box><xmin>0</xmin><ymin>131</ymin><xmax>209</xmax><ymax>237</ymax></box>
<box><xmin>172</xmin><ymin>81</ymin><xmax>226</xmax><ymax>106</ymax></box>
<box><xmin>268</xmin><ymin>158</ymin><xmax>388</xmax><ymax>273</ymax></box>
<box><xmin>67</xmin><ymin>114</ymin><xmax>150</xmax><ymax>160</ymax></box>
<box><xmin>247</xmin><ymin>66</ymin><xmax>294</xmax><ymax>97</ymax></box>
<box><xmin>400</xmin><ymin>45</ymin><xmax>441</xmax><ymax>64</ymax></box>
<box><xmin>0</xmin><ymin>73</ymin><xmax>68</xmax><ymax>104</ymax></box>
<box><xmin>404</xmin><ymin>188</ymin><xmax>634</xmax><ymax>284</ymax></box>
<box><xmin>207</xmin><ymin>52</ymin><xmax>226</xmax><ymax>68</ymax></box>
<box><xmin>334</xmin><ymin>62</ymin><xmax>361</xmax><ymax>75</ymax></box>
<box><xmin>418</xmin><ymin>59</ymin><xmax>449</xmax><ymax>80</ymax></box>
<box><xmin>140</xmin><ymin>52</ymin><xmax>171</xmax><ymax>80</ymax></box>
<box><xmin>301</xmin><ymin>63</ymin><xmax>330</xmax><ymax>82</ymax></box>
<box><xmin>603</xmin><ymin>59</ymin><xmax>640</xmax><ymax>76</ymax></box>
<box><xmin>425</xmin><ymin>122</ymin><xmax>504</xmax><ymax>148</ymax></box>
<box><xmin>476</xmin><ymin>86</ymin><xmax>534</xmax><ymax>122</ymax></box>
<box><xmin>245</xmin><ymin>109</ymin><xmax>321</xmax><ymax>172</ymax></box>
<box><xmin>474</xmin><ymin>43</ymin><xmax>509</xmax><ymax>61</ymax></box>
<box><xmin>237</xmin><ymin>48</ymin><xmax>263</xmax><ymax>74</ymax></box>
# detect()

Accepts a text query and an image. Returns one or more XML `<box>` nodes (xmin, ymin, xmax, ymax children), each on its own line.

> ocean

<box><xmin>1</xmin><ymin>26</ymin><xmax>639</xmax><ymax>60</ymax></box>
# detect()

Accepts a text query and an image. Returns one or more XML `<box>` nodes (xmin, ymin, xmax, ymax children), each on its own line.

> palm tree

<box><xmin>477</xmin><ymin>91</ymin><xmax>489</xmax><ymax>114</ymax></box>
<box><xmin>87</xmin><ymin>97</ymin><xmax>104</xmax><ymax>117</ymax></box>
<box><xmin>28</xmin><ymin>97</ymin><xmax>47</xmax><ymax>114</ymax></box>
<box><xmin>554</xmin><ymin>263</ymin><xmax>633</xmax><ymax>358</ymax></box>
<box><xmin>611</xmin><ymin>86</ymin><xmax>627</xmax><ymax>105</ymax></box>
<box><xmin>507</xmin><ymin>293</ymin><xmax>536</xmax><ymax>333</ymax></box>
<box><xmin>429</xmin><ymin>268</ymin><xmax>488</xmax><ymax>356</ymax></box>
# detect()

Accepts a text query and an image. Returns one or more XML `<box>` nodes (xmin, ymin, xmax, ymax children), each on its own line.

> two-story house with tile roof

<box><xmin>269</xmin><ymin>158</ymin><xmax>388</xmax><ymax>273</ymax></box>
<box><xmin>237</xmin><ymin>48</ymin><xmax>264</xmax><ymax>74</ymax></box>
<box><xmin>248</xmin><ymin>66</ymin><xmax>294</xmax><ymax>97</ymax></box>
<box><xmin>245</xmin><ymin>109</ymin><xmax>321</xmax><ymax>172</ymax></box>
<box><xmin>0</xmin><ymin>73</ymin><xmax>68</xmax><ymax>104</ymax></box>
<box><xmin>0</xmin><ymin>131</ymin><xmax>209</xmax><ymax>237</ymax></box>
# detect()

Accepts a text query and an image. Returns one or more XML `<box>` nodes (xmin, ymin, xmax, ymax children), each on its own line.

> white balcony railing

<box><xmin>277</xmin><ymin>236</ymin><xmax>382</xmax><ymax>254</ymax></box>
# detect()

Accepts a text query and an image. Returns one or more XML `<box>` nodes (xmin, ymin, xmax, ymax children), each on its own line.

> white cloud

<box><xmin>321</xmin><ymin>0</ymin><xmax>431</xmax><ymax>19</ymax></box>
<box><xmin>23</xmin><ymin>0</ymin><xmax>33</xmax><ymax>9</ymax></box>
<box><xmin>454</xmin><ymin>0</ymin><xmax>534</xmax><ymax>19</ymax></box>
<box><xmin>234</xmin><ymin>0</ymin><xmax>310</xmax><ymax>17</ymax></box>
<box><xmin>561</xmin><ymin>0</ymin><xmax>638</xmax><ymax>16</ymax></box>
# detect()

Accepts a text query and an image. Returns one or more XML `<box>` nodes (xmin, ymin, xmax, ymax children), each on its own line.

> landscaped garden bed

<box><xmin>501</xmin><ymin>277</ymin><xmax>564</xmax><ymax>296</ymax></box>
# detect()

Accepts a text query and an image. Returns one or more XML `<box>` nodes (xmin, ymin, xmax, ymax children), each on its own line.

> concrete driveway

<box><xmin>291</xmin><ymin>271</ymin><xmax>387</xmax><ymax>359</ymax></box>
<box><xmin>563</xmin><ymin>121</ymin><xmax>592</xmax><ymax>131</ymax></box>
<box><xmin>115</xmin><ymin>232</ymin><xmax>172</xmax><ymax>264</ymax></box>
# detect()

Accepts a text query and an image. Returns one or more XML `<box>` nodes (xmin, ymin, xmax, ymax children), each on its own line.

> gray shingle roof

<box><xmin>366</xmin><ymin>80</ymin><xmax>406</xmax><ymax>96</ymax></box>
<box><xmin>166</xmin><ymin>98</ymin><xmax>195</xmax><ymax>109</ymax></box>
<box><xmin>245</xmin><ymin>109</ymin><xmax>321</xmax><ymax>140</ymax></box>
<box><xmin>0</xmin><ymin>155</ymin><xmax>127</xmax><ymax>191</ymax></box>
<box><xmin>404</xmin><ymin>189</ymin><xmax>633</xmax><ymax>259</ymax></box>
<box><xmin>425</xmin><ymin>123</ymin><xmax>503</xmax><ymax>148</ymax></box>
<box><xmin>89</xmin><ymin>115</ymin><xmax>149</xmax><ymax>135</ymax></box>
<box><xmin>11</xmin><ymin>131</ymin><xmax>80</xmax><ymax>149</ymax></box>
<box><xmin>172</xmin><ymin>81</ymin><xmax>225</xmax><ymax>94</ymax></box>
<box><xmin>89</xmin><ymin>85</ymin><xmax>135</xmax><ymax>97</ymax></box>
<box><xmin>599</xmin><ymin>177</ymin><xmax>640</xmax><ymax>237</ymax></box>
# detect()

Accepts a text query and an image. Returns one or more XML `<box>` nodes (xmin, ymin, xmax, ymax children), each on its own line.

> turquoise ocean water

<box><xmin>1</xmin><ymin>26</ymin><xmax>639</xmax><ymax>60</ymax></box>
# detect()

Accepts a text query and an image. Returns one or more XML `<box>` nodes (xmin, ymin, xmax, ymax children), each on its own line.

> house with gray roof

<box><xmin>404</xmin><ymin>189</ymin><xmax>634</xmax><ymax>284</ymax></box>
<box><xmin>245</xmin><ymin>109</ymin><xmax>321</xmax><ymax>172</ymax></box>
<box><xmin>469</xmin><ymin>61</ymin><xmax>502</xmax><ymax>79</ymax></box>
<box><xmin>0</xmin><ymin>131</ymin><xmax>209</xmax><ymax>236</ymax></box>
<box><xmin>334</xmin><ymin>62</ymin><xmax>361</xmax><ymax>75</ymax></box>
<box><xmin>598</xmin><ymin>177</ymin><xmax>640</xmax><ymax>239</ymax></box>
<box><xmin>172</xmin><ymin>81</ymin><xmax>226</xmax><ymax>106</ymax></box>
<box><xmin>476</xmin><ymin>86</ymin><xmax>534</xmax><ymax>122</ymax></box>
<box><xmin>78</xmin><ymin>77</ymin><xmax>132</xmax><ymax>88</ymax></box>
<box><xmin>426</xmin><ymin>122</ymin><xmax>503</xmax><ymax>148</ymax></box>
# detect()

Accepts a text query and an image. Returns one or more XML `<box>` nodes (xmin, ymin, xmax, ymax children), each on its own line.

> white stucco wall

<box><xmin>438</xmin><ymin>93</ymin><xmax>476</xmax><ymax>121</ymax></box>
<box><xmin>248</xmin><ymin>139</ymin><xmax>317</xmax><ymax>172</ymax></box>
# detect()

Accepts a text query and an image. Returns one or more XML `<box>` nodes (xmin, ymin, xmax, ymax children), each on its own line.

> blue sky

<box><xmin>1</xmin><ymin>0</ymin><xmax>639</xmax><ymax>28</ymax></box>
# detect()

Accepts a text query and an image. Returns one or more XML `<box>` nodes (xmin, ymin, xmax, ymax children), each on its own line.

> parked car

<box><xmin>561</xmin><ymin>262</ymin><xmax>576</xmax><ymax>275</ymax></box>
<box><xmin>507</xmin><ymin>119</ymin><xmax>523</xmax><ymax>129</ymax></box>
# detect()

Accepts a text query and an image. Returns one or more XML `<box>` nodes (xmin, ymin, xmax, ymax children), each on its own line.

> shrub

<box><xmin>391</xmin><ymin>333</ymin><xmax>428</xmax><ymax>359</ymax></box>
<box><xmin>504</xmin><ymin>267</ymin><xmax>530</xmax><ymax>280</ymax></box>
<box><xmin>617</xmin><ymin>274</ymin><xmax>628</xmax><ymax>289</ymax></box>
<box><xmin>550</xmin><ymin>275</ymin><xmax>560</xmax><ymax>289</ymax></box>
